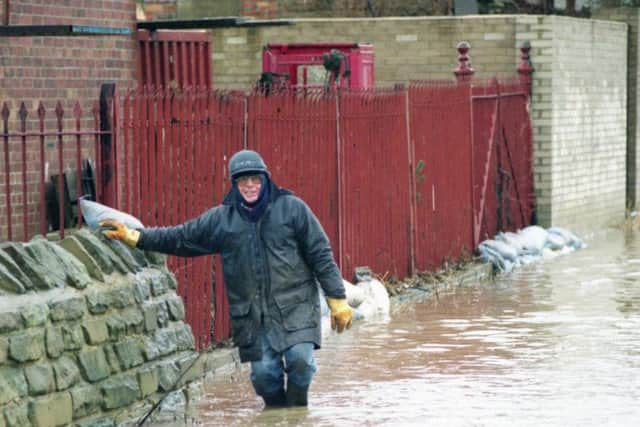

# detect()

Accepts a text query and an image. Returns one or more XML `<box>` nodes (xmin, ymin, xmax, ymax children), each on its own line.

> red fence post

<box><xmin>517</xmin><ymin>41</ymin><xmax>534</xmax><ymax>98</ymax></box>
<box><xmin>454</xmin><ymin>41</ymin><xmax>474</xmax><ymax>83</ymax></box>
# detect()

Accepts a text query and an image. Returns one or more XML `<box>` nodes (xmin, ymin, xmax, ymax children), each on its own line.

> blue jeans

<box><xmin>250</xmin><ymin>334</ymin><xmax>317</xmax><ymax>397</ymax></box>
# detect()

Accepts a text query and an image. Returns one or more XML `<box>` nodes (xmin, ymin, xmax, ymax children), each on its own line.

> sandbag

<box><xmin>548</xmin><ymin>227</ymin><xmax>583</xmax><ymax>249</ymax></box>
<box><xmin>356</xmin><ymin>279</ymin><xmax>390</xmax><ymax>318</ymax></box>
<box><xmin>343</xmin><ymin>279</ymin><xmax>366</xmax><ymax>308</ymax></box>
<box><xmin>496</xmin><ymin>231</ymin><xmax>525</xmax><ymax>255</ymax></box>
<box><xmin>519</xmin><ymin>225</ymin><xmax>549</xmax><ymax>254</ymax></box>
<box><xmin>79</xmin><ymin>198</ymin><xmax>144</xmax><ymax>230</ymax></box>
<box><xmin>480</xmin><ymin>239</ymin><xmax>518</xmax><ymax>262</ymax></box>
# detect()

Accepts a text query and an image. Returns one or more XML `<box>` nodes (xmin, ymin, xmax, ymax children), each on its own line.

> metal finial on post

<box><xmin>454</xmin><ymin>41</ymin><xmax>474</xmax><ymax>83</ymax></box>
<box><xmin>517</xmin><ymin>41</ymin><xmax>534</xmax><ymax>97</ymax></box>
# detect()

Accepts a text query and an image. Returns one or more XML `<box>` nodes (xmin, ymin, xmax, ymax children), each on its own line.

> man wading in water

<box><xmin>101</xmin><ymin>149</ymin><xmax>353</xmax><ymax>408</ymax></box>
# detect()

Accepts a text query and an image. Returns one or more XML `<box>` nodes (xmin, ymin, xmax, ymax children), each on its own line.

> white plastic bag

<box><xmin>79</xmin><ymin>198</ymin><xmax>144</xmax><ymax>230</ymax></box>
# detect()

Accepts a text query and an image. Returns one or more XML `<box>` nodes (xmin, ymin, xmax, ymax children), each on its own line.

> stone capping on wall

<box><xmin>0</xmin><ymin>228</ymin><xmax>235</xmax><ymax>427</ymax></box>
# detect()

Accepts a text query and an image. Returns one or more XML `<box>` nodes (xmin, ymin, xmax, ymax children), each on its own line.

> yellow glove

<box><xmin>326</xmin><ymin>298</ymin><xmax>353</xmax><ymax>333</ymax></box>
<box><xmin>99</xmin><ymin>219</ymin><xmax>140</xmax><ymax>248</ymax></box>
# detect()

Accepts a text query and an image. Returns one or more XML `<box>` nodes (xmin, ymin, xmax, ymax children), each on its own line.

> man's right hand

<box><xmin>99</xmin><ymin>219</ymin><xmax>140</xmax><ymax>248</ymax></box>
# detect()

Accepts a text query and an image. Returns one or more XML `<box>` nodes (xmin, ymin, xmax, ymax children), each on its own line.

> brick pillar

<box><xmin>453</xmin><ymin>41</ymin><xmax>474</xmax><ymax>83</ymax></box>
<box><xmin>242</xmin><ymin>0</ymin><xmax>277</xmax><ymax>19</ymax></box>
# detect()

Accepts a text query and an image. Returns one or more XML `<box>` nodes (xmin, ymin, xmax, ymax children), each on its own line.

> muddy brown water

<box><xmin>192</xmin><ymin>229</ymin><xmax>640</xmax><ymax>426</ymax></box>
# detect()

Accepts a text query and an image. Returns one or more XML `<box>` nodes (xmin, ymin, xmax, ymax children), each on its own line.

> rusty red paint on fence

<box><xmin>409</xmin><ymin>82</ymin><xmax>475</xmax><ymax>271</ymax></box>
<box><xmin>247</xmin><ymin>89</ymin><xmax>340</xmax><ymax>261</ymax></box>
<box><xmin>339</xmin><ymin>89</ymin><xmax>413</xmax><ymax>280</ymax></box>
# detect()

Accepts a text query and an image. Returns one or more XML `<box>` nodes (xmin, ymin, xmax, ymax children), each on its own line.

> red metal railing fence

<box><xmin>0</xmin><ymin>42</ymin><xmax>535</xmax><ymax>351</ymax></box>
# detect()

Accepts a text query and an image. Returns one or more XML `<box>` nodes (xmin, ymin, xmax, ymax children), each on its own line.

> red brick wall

<box><xmin>0</xmin><ymin>0</ymin><xmax>138</xmax><ymax>240</ymax></box>
<box><xmin>242</xmin><ymin>0</ymin><xmax>277</xmax><ymax>18</ymax></box>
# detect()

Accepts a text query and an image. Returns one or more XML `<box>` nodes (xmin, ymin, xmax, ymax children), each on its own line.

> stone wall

<box><xmin>209</xmin><ymin>14</ymin><xmax>628</xmax><ymax>232</ymax></box>
<box><xmin>0</xmin><ymin>228</ymin><xmax>236</xmax><ymax>427</ymax></box>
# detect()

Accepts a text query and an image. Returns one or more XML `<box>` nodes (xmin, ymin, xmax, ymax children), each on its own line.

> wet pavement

<box><xmin>194</xmin><ymin>229</ymin><xmax>640</xmax><ymax>426</ymax></box>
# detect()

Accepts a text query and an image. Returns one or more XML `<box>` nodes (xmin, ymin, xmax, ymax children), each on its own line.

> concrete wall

<box><xmin>0</xmin><ymin>229</ymin><xmax>238</xmax><ymax>426</ymax></box>
<box><xmin>210</xmin><ymin>14</ymin><xmax>628</xmax><ymax>232</ymax></box>
<box><xmin>517</xmin><ymin>15</ymin><xmax>627</xmax><ymax>231</ymax></box>
<box><xmin>593</xmin><ymin>7</ymin><xmax>640</xmax><ymax>212</ymax></box>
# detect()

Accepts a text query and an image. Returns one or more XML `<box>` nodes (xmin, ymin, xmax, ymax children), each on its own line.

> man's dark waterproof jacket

<box><xmin>137</xmin><ymin>181</ymin><xmax>346</xmax><ymax>362</ymax></box>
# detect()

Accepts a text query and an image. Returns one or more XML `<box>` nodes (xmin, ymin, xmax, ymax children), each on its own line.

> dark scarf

<box><xmin>234</xmin><ymin>173</ymin><xmax>271</xmax><ymax>222</ymax></box>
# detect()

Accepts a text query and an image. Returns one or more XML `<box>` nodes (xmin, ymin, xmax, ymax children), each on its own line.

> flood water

<box><xmin>195</xmin><ymin>229</ymin><xmax>640</xmax><ymax>426</ymax></box>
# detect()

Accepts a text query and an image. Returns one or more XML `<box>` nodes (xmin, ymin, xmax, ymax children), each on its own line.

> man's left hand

<box><xmin>327</xmin><ymin>298</ymin><xmax>353</xmax><ymax>333</ymax></box>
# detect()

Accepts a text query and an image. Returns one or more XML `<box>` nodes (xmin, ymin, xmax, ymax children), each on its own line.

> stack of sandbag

<box><xmin>478</xmin><ymin>225</ymin><xmax>583</xmax><ymax>273</ymax></box>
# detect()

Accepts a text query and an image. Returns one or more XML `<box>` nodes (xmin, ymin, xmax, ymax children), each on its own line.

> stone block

<box><xmin>101</xmin><ymin>239</ymin><xmax>142</xmax><ymax>273</ymax></box>
<box><xmin>103</xmin><ymin>344</ymin><xmax>121</xmax><ymax>375</ymax></box>
<box><xmin>3</xmin><ymin>402</ymin><xmax>29</xmax><ymax>427</ymax></box>
<box><xmin>24</xmin><ymin>362</ymin><xmax>55</xmax><ymax>396</ymax></box>
<box><xmin>74</xmin><ymin>417</ymin><xmax>115</xmax><ymax>427</ymax></box>
<box><xmin>82</xmin><ymin>319</ymin><xmax>108</xmax><ymax>345</ymax></box>
<box><xmin>52</xmin><ymin>356</ymin><xmax>80</xmax><ymax>391</ymax></box>
<box><xmin>0</xmin><ymin>262</ymin><xmax>27</xmax><ymax>294</ymax></box>
<box><xmin>154</xmin><ymin>328</ymin><xmax>177</xmax><ymax>357</ymax></box>
<box><xmin>1</xmin><ymin>368</ymin><xmax>28</xmax><ymax>400</ymax></box>
<box><xmin>110</xmin><ymin>286</ymin><xmax>135</xmax><ymax>309</ymax></box>
<box><xmin>77</xmin><ymin>348</ymin><xmax>110</xmax><ymax>383</ymax></box>
<box><xmin>85</xmin><ymin>290</ymin><xmax>112</xmax><ymax>315</ymax></box>
<box><xmin>156</xmin><ymin>361</ymin><xmax>179</xmax><ymax>392</ymax></box>
<box><xmin>29</xmin><ymin>392</ymin><xmax>72</xmax><ymax>427</ymax></box>
<box><xmin>48</xmin><ymin>297</ymin><xmax>85</xmax><ymax>322</ymax></box>
<box><xmin>137</xmin><ymin>367</ymin><xmax>159</xmax><ymax>397</ymax></box>
<box><xmin>61</xmin><ymin>324</ymin><xmax>84</xmax><ymax>351</ymax></box>
<box><xmin>113</xmin><ymin>337</ymin><xmax>144</xmax><ymax>370</ymax></box>
<box><xmin>105</xmin><ymin>315</ymin><xmax>126</xmax><ymax>341</ymax></box>
<box><xmin>0</xmin><ymin>312</ymin><xmax>23</xmax><ymax>334</ymax></box>
<box><xmin>70</xmin><ymin>230</ymin><xmax>115</xmax><ymax>275</ymax></box>
<box><xmin>166</xmin><ymin>296</ymin><xmax>185</xmax><ymax>321</ymax></box>
<box><xmin>132</xmin><ymin>277</ymin><xmax>151</xmax><ymax>303</ymax></box>
<box><xmin>59</xmin><ymin>236</ymin><xmax>104</xmax><ymax>282</ymax></box>
<box><xmin>0</xmin><ymin>247</ymin><xmax>35</xmax><ymax>292</ymax></box>
<box><xmin>101</xmin><ymin>375</ymin><xmax>140</xmax><ymax>410</ymax></box>
<box><xmin>142</xmin><ymin>337</ymin><xmax>160</xmax><ymax>362</ymax></box>
<box><xmin>174</xmin><ymin>323</ymin><xmax>196</xmax><ymax>351</ymax></box>
<box><xmin>142</xmin><ymin>303</ymin><xmax>158</xmax><ymax>333</ymax></box>
<box><xmin>9</xmin><ymin>329</ymin><xmax>45</xmax><ymax>362</ymax></box>
<box><xmin>0</xmin><ymin>337</ymin><xmax>7</xmax><ymax>364</ymax></box>
<box><xmin>28</xmin><ymin>239</ymin><xmax>93</xmax><ymax>290</ymax></box>
<box><xmin>20</xmin><ymin>304</ymin><xmax>49</xmax><ymax>328</ymax></box>
<box><xmin>0</xmin><ymin>243</ymin><xmax>62</xmax><ymax>290</ymax></box>
<box><xmin>22</xmin><ymin>239</ymin><xmax>72</xmax><ymax>289</ymax></box>
<box><xmin>156</xmin><ymin>301</ymin><xmax>169</xmax><ymax>328</ymax></box>
<box><xmin>164</xmin><ymin>272</ymin><xmax>178</xmax><ymax>290</ymax></box>
<box><xmin>45</xmin><ymin>327</ymin><xmax>64</xmax><ymax>359</ymax></box>
<box><xmin>150</xmin><ymin>275</ymin><xmax>168</xmax><ymax>297</ymax></box>
<box><xmin>121</xmin><ymin>308</ymin><xmax>144</xmax><ymax>335</ymax></box>
<box><xmin>70</xmin><ymin>384</ymin><xmax>102</xmax><ymax>419</ymax></box>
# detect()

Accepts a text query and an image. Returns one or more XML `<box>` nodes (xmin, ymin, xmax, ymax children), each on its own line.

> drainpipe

<box><xmin>3</xmin><ymin>0</ymin><xmax>9</xmax><ymax>25</ymax></box>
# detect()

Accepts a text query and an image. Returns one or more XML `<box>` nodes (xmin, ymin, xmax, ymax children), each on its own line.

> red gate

<box><xmin>471</xmin><ymin>78</ymin><xmax>534</xmax><ymax>245</ymax></box>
